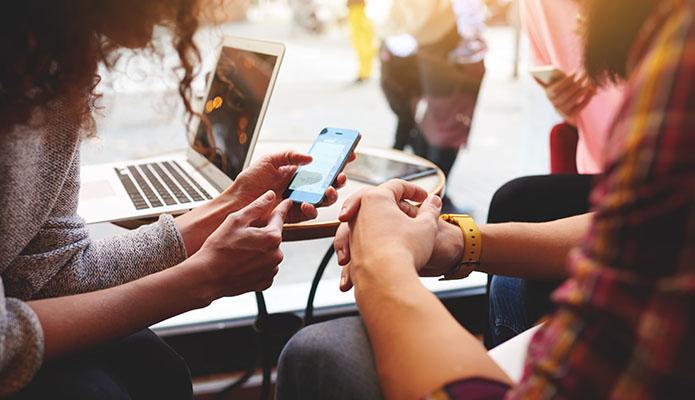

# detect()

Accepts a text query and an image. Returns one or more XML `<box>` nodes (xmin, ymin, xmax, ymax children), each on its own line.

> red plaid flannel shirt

<box><xmin>430</xmin><ymin>1</ymin><xmax>694</xmax><ymax>398</ymax></box>
<box><xmin>510</xmin><ymin>0</ymin><xmax>695</xmax><ymax>398</ymax></box>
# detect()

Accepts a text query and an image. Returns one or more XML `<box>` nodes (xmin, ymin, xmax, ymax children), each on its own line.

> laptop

<box><xmin>78</xmin><ymin>37</ymin><xmax>285</xmax><ymax>224</ymax></box>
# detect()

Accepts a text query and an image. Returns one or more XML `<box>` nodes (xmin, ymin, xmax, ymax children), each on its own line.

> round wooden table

<box><xmin>252</xmin><ymin>141</ymin><xmax>446</xmax><ymax>242</ymax></box>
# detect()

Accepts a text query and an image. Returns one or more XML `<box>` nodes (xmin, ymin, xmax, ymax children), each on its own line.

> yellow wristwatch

<box><xmin>439</xmin><ymin>214</ymin><xmax>481</xmax><ymax>280</ymax></box>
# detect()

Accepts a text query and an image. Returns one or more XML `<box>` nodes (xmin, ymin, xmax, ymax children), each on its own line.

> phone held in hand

<box><xmin>283</xmin><ymin>128</ymin><xmax>361</xmax><ymax>205</ymax></box>
<box><xmin>530</xmin><ymin>65</ymin><xmax>564</xmax><ymax>86</ymax></box>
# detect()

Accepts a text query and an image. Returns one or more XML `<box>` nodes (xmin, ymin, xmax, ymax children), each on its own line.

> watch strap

<box><xmin>439</xmin><ymin>214</ymin><xmax>481</xmax><ymax>280</ymax></box>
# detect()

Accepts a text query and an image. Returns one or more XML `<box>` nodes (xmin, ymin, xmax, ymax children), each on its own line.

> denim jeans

<box><xmin>485</xmin><ymin>175</ymin><xmax>594</xmax><ymax>348</ymax></box>
<box><xmin>276</xmin><ymin>317</ymin><xmax>383</xmax><ymax>400</ymax></box>
<box><xmin>488</xmin><ymin>276</ymin><xmax>530</xmax><ymax>347</ymax></box>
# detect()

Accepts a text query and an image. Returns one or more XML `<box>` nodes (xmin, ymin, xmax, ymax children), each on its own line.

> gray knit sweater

<box><xmin>0</xmin><ymin>104</ymin><xmax>187</xmax><ymax>396</ymax></box>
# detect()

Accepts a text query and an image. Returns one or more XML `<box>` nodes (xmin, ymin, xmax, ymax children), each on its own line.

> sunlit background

<box><xmin>85</xmin><ymin>0</ymin><xmax>561</xmax><ymax>322</ymax></box>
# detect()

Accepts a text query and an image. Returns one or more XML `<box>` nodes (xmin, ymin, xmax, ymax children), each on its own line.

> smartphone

<box><xmin>284</xmin><ymin>128</ymin><xmax>361</xmax><ymax>205</ymax></box>
<box><xmin>530</xmin><ymin>65</ymin><xmax>564</xmax><ymax>86</ymax></box>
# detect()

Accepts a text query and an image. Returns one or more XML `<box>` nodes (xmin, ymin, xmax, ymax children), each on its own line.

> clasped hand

<box><xmin>333</xmin><ymin>180</ymin><xmax>466</xmax><ymax>292</ymax></box>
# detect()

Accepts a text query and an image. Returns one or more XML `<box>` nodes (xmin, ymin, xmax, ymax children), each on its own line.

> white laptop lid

<box><xmin>187</xmin><ymin>37</ymin><xmax>285</xmax><ymax>191</ymax></box>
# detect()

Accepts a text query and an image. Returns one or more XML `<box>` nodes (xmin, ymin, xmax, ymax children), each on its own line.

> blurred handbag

<box><xmin>416</xmin><ymin>29</ymin><xmax>487</xmax><ymax>149</ymax></box>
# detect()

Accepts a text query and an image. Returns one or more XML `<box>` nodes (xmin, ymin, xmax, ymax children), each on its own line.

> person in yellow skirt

<box><xmin>347</xmin><ymin>0</ymin><xmax>375</xmax><ymax>83</ymax></box>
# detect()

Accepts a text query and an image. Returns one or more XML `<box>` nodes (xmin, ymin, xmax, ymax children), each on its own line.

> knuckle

<box><xmin>384</xmin><ymin>178</ymin><xmax>406</xmax><ymax>189</ymax></box>
<box><xmin>362</xmin><ymin>189</ymin><xmax>384</xmax><ymax>202</ymax></box>
<box><xmin>335</xmin><ymin>226</ymin><xmax>347</xmax><ymax>240</ymax></box>
<box><xmin>264</xmin><ymin>230</ymin><xmax>282</xmax><ymax>248</ymax></box>
<box><xmin>261</xmin><ymin>154</ymin><xmax>275</xmax><ymax>164</ymax></box>
<box><xmin>225</xmin><ymin>213</ymin><xmax>240</xmax><ymax>227</ymax></box>
<box><xmin>427</xmin><ymin>218</ymin><xmax>438</xmax><ymax>229</ymax></box>
<box><xmin>272</xmin><ymin>250</ymin><xmax>284</xmax><ymax>265</ymax></box>
<box><xmin>355</xmin><ymin>187</ymin><xmax>368</xmax><ymax>197</ymax></box>
<box><xmin>273</xmin><ymin>233</ymin><xmax>283</xmax><ymax>247</ymax></box>
<box><xmin>260</xmin><ymin>279</ymin><xmax>274</xmax><ymax>291</ymax></box>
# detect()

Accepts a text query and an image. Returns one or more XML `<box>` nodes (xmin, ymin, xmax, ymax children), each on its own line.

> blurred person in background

<box><xmin>379</xmin><ymin>0</ymin><xmax>487</xmax><ymax>212</ymax></box>
<box><xmin>486</xmin><ymin>0</ymin><xmax>627</xmax><ymax>348</ymax></box>
<box><xmin>277</xmin><ymin>0</ymin><xmax>694</xmax><ymax>398</ymax></box>
<box><xmin>525</xmin><ymin>0</ymin><xmax>625</xmax><ymax>174</ymax></box>
<box><xmin>0</xmin><ymin>1</ymin><xmax>347</xmax><ymax>398</ymax></box>
<box><xmin>347</xmin><ymin>0</ymin><xmax>375</xmax><ymax>83</ymax></box>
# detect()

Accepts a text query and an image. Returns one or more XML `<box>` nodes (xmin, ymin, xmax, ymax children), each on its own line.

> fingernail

<box><xmin>263</xmin><ymin>190</ymin><xmax>275</xmax><ymax>200</ymax></box>
<box><xmin>340</xmin><ymin>274</ymin><xmax>346</xmax><ymax>287</ymax></box>
<box><xmin>430</xmin><ymin>195</ymin><xmax>442</xmax><ymax>209</ymax></box>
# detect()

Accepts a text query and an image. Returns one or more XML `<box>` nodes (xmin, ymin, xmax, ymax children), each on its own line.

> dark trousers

<box><xmin>12</xmin><ymin>329</ymin><xmax>192</xmax><ymax>400</ymax></box>
<box><xmin>485</xmin><ymin>174</ymin><xmax>595</xmax><ymax>348</ymax></box>
<box><xmin>380</xmin><ymin>46</ymin><xmax>459</xmax><ymax>177</ymax></box>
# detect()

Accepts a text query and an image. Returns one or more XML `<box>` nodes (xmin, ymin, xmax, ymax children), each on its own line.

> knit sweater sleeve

<box><xmin>3</xmin><ymin>150</ymin><xmax>188</xmax><ymax>299</ymax></box>
<box><xmin>0</xmin><ymin>107</ymin><xmax>189</xmax><ymax>395</ymax></box>
<box><xmin>0</xmin><ymin>285</ymin><xmax>43</xmax><ymax>397</ymax></box>
<box><xmin>32</xmin><ymin>214</ymin><xmax>186</xmax><ymax>298</ymax></box>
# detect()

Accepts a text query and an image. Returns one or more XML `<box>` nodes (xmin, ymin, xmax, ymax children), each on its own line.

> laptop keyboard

<box><xmin>115</xmin><ymin>161</ymin><xmax>213</xmax><ymax>211</ymax></box>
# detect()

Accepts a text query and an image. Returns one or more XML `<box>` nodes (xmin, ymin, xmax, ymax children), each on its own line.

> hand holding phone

<box><xmin>284</xmin><ymin>128</ymin><xmax>361</xmax><ymax>205</ymax></box>
<box><xmin>535</xmin><ymin>68</ymin><xmax>594</xmax><ymax>124</ymax></box>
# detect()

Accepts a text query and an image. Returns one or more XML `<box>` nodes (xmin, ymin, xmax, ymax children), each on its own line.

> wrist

<box><xmin>175</xmin><ymin>194</ymin><xmax>242</xmax><ymax>256</ymax></box>
<box><xmin>441</xmin><ymin>219</ymin><xmax>466</xmax><ymax>270</ymax></box>
<box><xmin>170</xmin><ymin>255</ymin><xmax>219</xmax><ymax>308</ymax></box>
<box><xmin>352</xmin><ymin>253</ymin><xmax>420</xmax><ymax>294</ymax></box>
<box><xmin>353</xmin><ymin>264</ymin><xmax>422</xmax><ymax>309</ymax></box>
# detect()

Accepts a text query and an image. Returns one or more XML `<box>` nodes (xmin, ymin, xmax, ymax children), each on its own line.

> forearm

<box><xmin>28</xmin><ymin>258</ymin><xmax>210</xmax><ymax>360</ymax></box>
<box><xmin>478</xmin><ymin>213</ymin><xmax>592</xmax><ymax>279</ymax></box>
<box><xmin>34</xmin><ymin>215</ymin><xmax>187</xmax><ymax>299</ymax></box>
<box><xmin>354</xmin><ymin>257</ymin><xmax>511</xmax><ymax>399</ymax></box>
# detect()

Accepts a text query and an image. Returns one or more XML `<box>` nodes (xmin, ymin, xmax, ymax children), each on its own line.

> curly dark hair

<box><xmin>0</xmin><ymin>0</ymin><xmax>203</xmax><ymax>135</ymax></box>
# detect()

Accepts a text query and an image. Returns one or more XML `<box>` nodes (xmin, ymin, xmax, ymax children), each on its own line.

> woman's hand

<box><xmin>540</xmin><ymin>71</ymin><xmax>595</xmax><ymax>125</ymax></box>
<box><xmin>336</xmin><ymin>180</ymin><xmax>443</xmax><ymax>292</ymax></box>
<box><xmin>188</xmin><ymin>190</ymin><xmax>291</xmax><ymax>301</ymax></box>
<box><xmin>227</xmin><ymin>151</ymin><xmax>349</xmax><ymax>222</ymax></box>
<box><xmin>334</xmin><ymin>184</ymin><xmax>463</xmax><ymax>291</ymax></box>
<box><xmin>29</xmin><ymin>191</ymin><xmax>291</xmax><ymax>361</ymax></box>
<box><xmin>176</xmin><ymin>150</ymin><xmax>351</xmax><ymax>255</ymax></box>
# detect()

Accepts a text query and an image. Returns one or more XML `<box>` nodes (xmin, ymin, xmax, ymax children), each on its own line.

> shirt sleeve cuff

<box><xmin>0</xmin><ymin>298</ymin><xmax>44</xmax><ymax>397</ymax></box>
<box><xmin>127</xmin><ymin>213</ymin><xmax>188</xmax><ymax>273</ymax></box>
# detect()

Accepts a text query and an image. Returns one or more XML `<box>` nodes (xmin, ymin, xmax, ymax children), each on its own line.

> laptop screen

<box><xmin>191</xmin><ymin>46</ymin><xmax>278</xmax><ymax>180</ymax></box>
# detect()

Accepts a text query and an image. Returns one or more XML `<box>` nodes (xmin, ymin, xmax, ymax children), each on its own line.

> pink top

<box><xmin>521</xmin><ymin>0</ymin><xmax>625</xmax><ymax>174</ymax></box>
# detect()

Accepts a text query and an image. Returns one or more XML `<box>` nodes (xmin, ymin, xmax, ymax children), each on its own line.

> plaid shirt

<box><xmin>511</xmin><ymin>0</ymin><xmax>695</xmax><ymax>398</ymax></box>
<box><xmin>432</xmin><ymin>0</ymin><xmax>695</xmax><ymax>398</ymax></box>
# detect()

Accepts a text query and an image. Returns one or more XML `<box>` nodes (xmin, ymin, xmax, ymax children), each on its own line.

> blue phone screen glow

<box><xmin>287</xmin><ymin>129</ymin><xmax>359</xmax><ymax>203</ymax></box>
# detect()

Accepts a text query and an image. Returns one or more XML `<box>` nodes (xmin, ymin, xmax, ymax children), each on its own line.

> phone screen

<box><xmin>285</xmin><ymin>128</ymin><xmax>360</xmax><ymax>204</ymax></box>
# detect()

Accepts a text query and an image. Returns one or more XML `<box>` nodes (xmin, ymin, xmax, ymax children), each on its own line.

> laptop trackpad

<box><xmin>81</xmin><ymin>180</ymin><xmax>116</xmax><ymax>200</ymax></box>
